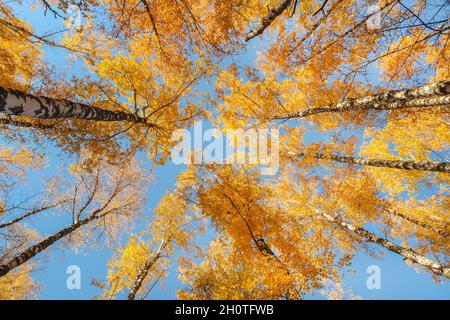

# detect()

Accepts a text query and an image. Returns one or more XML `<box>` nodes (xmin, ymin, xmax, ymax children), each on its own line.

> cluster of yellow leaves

<box><xmin>425</xmin><ymin>34</ymin><xmax>450</xmax><ymax>81</ymax></box>
<box><xmin>178</xmin><ymin>239</ymin><xmax>302</xmax><ymax>300</ymax></box>
<box><xmin>379</xmin><ymin>32</ymin><xmax>428</xmax><ymax>82</ymax></box>
<box><xmin>0</xmin><ymin>146</ymin><xmax>42</xmax><ymax>176</ymax></box>
<box><xmin>174</xmin><ymin>165</ymin><xmax>346</xmax><ymax>299</ymax></box>
<box><xmin>102</xmin><ymin>193</ymin><xmax>197</xmax><ymax>299</ymax></box>
<box><xmin>360</xmin><ymin>110</ymin><xmax>449</xmax><ymax>196</ymax></box>
<box><xmin>215</xmin><ymin>63</ymin><xmax>373</xmax><ymax>132</ymax></box>
<box><xmin>0</xmin><ymin>263</ymin><xmax>40</xmax><ymax>300</ymax></box>
<box><xmin>0</xmin><ymin>223</ymin><xmax>42</xmax><ymax>299</ymax></box>
<box><xmin>0</xmin><ymin>0</ymin><xmax>448</xmax><ymax>299</ymax></box>
<box><xmin>387</xmin><ymin>196</ymin><xmax>450</xmax><ymax>258</ymax></box>
<box><xmin>0</xmin><ymin>4</ymin><xmax>43</xmax><ymax>90</ymax></box>
<box><xmin>103</xmin><ymin>234</ymin><xmax>153</xmax><ymax>299</ymax></box>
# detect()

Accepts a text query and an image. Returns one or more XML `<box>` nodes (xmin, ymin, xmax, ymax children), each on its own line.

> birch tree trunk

<box><xmin>0</xmin><ymin>213</ymin><xmax>101</xmax><ymax>277</ymax></box>
<box><xmin>321</xmin><ymin>153</ymin><xmax>449</xmax><ymax>173</ymax></box>
<box><xmin>127</xmin><ymin>240</ymin><xmax>168</xmax><ymax>300</ymax></box>
<box><xmin>245</xmin><ymin>0</ymin><xmax>293</xmax><ymax>41</ymax></box>
<box><xmin>273</xmin><ymin>81</ymin><xmax>450</xmax><ymax>120</ymax></box>
<box><xmin>294</xmin><ymin>152</ymin><xmax>450</xmax><ymax>173</ymax></box>
<box><xmin>383</xmin><ymin>208</ymin><xmax>449</xmax><ymax>238</ymax></box>
<box><xmin>321</xmin><ymin>212</ymin><xmax>450</xmax><ymax>278</ymax></box>
<box><xmin>0</xmin><ymin>86</ymin><xmax>153</xmax><ymax>124</ymax></box>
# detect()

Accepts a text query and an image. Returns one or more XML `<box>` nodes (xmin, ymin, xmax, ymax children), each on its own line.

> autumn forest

<box><xmin>0</xmin><ymin>0</ymin><xmax>449</xmax><ymax>300</ymax></box>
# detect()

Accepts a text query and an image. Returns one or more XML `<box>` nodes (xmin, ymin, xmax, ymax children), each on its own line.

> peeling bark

<box><xmin>322</xmin><ymin>212</ymin><xmax>450</xmax><ymax>278</ymax></box>
<box><xmin>0</xmin><ymin>86</ymin><xmax>155</xmax><ymax>125</ymax></box>
<box><xmin>127</xmin><ymin>240</ymin><xmax>168</xmax><ymax>300</ymax></box>
<box><xmin>0</xmin><ymin>213</ymin><xmax>101</xmax><ymax>277</ymax></box>
<box><xmin>273</xmin><ymin>81</ymin><xmax>450</xmax><ymax>120</ymax></box>
<box><xmin>295</xmin><ymin>152</ymin><xmax>450</xmax><ymax>173</ymax></box>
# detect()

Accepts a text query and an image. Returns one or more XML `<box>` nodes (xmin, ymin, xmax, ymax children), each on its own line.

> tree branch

<box><xmin>245</xmin><ymin>0</ymin><xmax>294</xmax><ymax>42</ymax></box>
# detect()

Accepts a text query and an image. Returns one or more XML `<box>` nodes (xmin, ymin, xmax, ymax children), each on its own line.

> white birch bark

<box><xmin>0</xmin><ymin>86</ymin><xmax>152</xmax><ymax>124</ymax></box>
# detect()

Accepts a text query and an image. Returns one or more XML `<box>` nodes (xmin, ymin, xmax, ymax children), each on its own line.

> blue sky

<box><xmin>2</xmin><ymin>1</ymin><xmax>449</xmax><ymax>300</ymax></box>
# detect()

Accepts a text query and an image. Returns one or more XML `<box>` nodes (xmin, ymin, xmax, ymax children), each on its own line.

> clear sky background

<box><xmin>3</xmin><ymin>1</ymin><xmax>449</xmax><ymax>300</ymax></box>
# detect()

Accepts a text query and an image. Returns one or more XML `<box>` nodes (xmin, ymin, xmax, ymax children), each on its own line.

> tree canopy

<box><xmin>0</xmin><ymin>0</ymin><xmax>448</xmax><ymax>299</ymax></box>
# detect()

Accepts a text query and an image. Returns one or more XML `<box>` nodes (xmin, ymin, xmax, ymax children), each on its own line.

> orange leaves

<box><xmin>0</xmin><ymin>146</ymin><xmax>43</xmax><ymax>177</ymax></box>
<box><xmin>0</xmin><ymin>4</ymin><xmax>43</xmax><ymax>90</ymax></box>
<box><xmin>425</xmin><ymin>33</ymin><xmax>450</xmax><ymax>81</ymax></box>
<box><xmin>175</xmin><ymin>166</ymin><xmax>346</xmax><ymax>298</ymax></box>
<box><xmin>0</xmin><ymin>262</ymin><xmax>40</xmax><ymax>300</ymax></box>
<box><xmin>178</xmin><ymin>238</ymin><xmax>304</xmax><ymax>299</ymax></box>
<box><xmin>0</xmin><ymin>0</ymin><xmax>449</xmax><ymax>298</ymax></box>
<box><xmin>360</xmin><ymin>108</ymin><xmax>450</xmax><ymax>196</ymax></box>
<box><xmin>379</xmin><ymin>32</ymin><xmax>428</xmax><ymax>82</ymax></box>
<box><xmin>104</xmin><ymin>234</ymin><xmax>152</xmax><ymax>299</ymax></box>
<box><xmin>102</xmin><ymin>192</ymin><xmax>197</xmax><ymax>299</ymax></box>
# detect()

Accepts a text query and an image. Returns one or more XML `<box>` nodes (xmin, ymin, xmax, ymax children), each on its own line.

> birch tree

<box><xmin>101</xmin><ymin>193</ymin><xmax>197</xmax><ymax>300</ymax></box>
<box><xmin>1</xmin><ymin>0</ymin><xmax>448</xmax><ymax>299</ymax></box>
<box><xmin>0</xmin><ymin>153</ymin><xmax>147</xmax><ymax>278</ymax></box>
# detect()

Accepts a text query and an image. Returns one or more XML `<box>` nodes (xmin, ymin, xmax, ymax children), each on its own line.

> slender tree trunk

<box><xmin>273</xmin><ymin>81</ymin><xmax>450</xmax><ymax>120</ymax></box>
<box><xmin>127</xmin><ymin>240</ymin><xmax>168</xmax><ymax>300</ymax></box>
<box><xmin>383</xmin><ymin>208</ymin><xmax>449</xmax><ymax>238</ymax></box>
<box><xmin>295</xmin><ymin>152</ymin><xmax>450</xmax><ymax>173</ymax></box>
<box><xmin>0</xmin><ymin>213</ymin><xmax>101</xmax><ymax>277</ymax></box>
<box><xmin>321</xmin><ymin>212</ymin><xmax>450</xmax><ymax>278</ymax></box>
<box><xmin>245</xmin><ymin>0</ymin><xmax>293</xmax><ymax>41</ymax></box>
<box><xmin>323</xmin><ymin>153</ymin><xmax>449</xmax><ymax>173</ymax></box>
<box><xmin>0</xmin><ymin>86</ymin><xmax>154</xmax><ymax>125</ymax></box>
